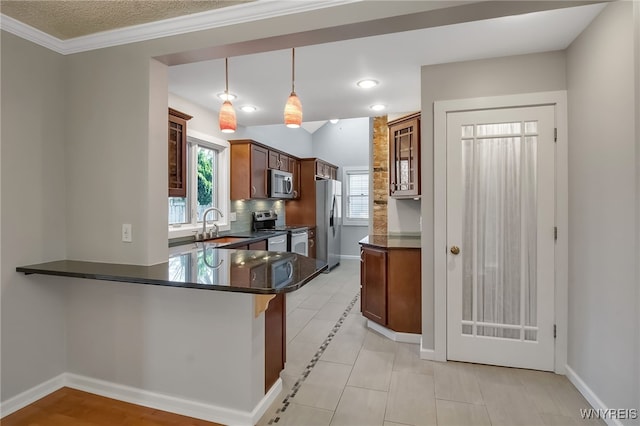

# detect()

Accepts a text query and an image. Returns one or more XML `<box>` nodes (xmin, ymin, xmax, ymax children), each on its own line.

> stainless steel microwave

<box><xmin>269</xmin><ymin>169</ymin><xmax>294</xmax><ymax>199</ymax></box>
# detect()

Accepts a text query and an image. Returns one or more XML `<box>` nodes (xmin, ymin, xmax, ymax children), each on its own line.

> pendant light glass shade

<box><xmin>219</xmin><ymin>100</ymin><xmax>237</xmax><ymax>133</ymax></box>
<box><xmin>284</xmin><ymin>48</ymin><xmax>302</xmax><ymax>128</ymax></box>
<box><xmin>284</xmin><ymin>92</ymin><xmax>302</xmax><ymax>128</ymax></box>
<box><xmin>219</xmin><ymin>58</ymin><xmax>236</xmax><ymax>133</ymax></box>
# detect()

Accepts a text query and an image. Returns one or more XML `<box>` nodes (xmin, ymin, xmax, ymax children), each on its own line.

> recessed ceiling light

<box><xmin>357</xmin><ymin>79</ymin><xmax>379</xmax><ymax>89</ymax></box>
<box><xmin>329</xmin><ymin>119</ymin><xmax>339</xmax><ymax>124</ymax></box>
<box><xmin>369</xmin><ymin>104</ymin><xmax>386</xmax><ymax>111</ymax></box>
<box><xmin>217</xmin><ymin>92</ymin><xmax>237</xmax><ymax>101</ymax></box>
<box><xmin>240</xmin><ymin>105</ymin><xmax>257</xmax><ymax>113</ymax></box>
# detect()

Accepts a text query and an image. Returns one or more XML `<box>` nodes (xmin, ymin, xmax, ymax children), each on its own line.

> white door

<box><xmin>446</xmin><ymin>106</ymin><xmax>556</xmax><ymax>371</ymax></box>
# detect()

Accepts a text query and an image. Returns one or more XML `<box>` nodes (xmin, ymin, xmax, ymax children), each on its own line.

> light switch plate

<box><xmin>230</xmin><ymin>212</ymin><xmax>237</xmax><ymax>222</ymax></box>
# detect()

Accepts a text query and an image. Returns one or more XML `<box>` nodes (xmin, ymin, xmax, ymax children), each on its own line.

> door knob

<box><xmin>450</xmin><ymin>246</ymin><xmax>460</xmax><ymax>255</ymax></box>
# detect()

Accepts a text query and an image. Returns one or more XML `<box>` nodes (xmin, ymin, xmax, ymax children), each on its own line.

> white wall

<box><xmin>239</xmin><ymin>124</ymin><xmax>313</xmax><ymax>159</ymax></box>
<box><xmin>420</xmin><ymin>51</ymin><xmax>567</xmax><ymax>349</ymax></box>
<box><xmin>0</xmin><ymin>32</ymin><xmax>68</xmax><ymax>401</ymax></box>
<box><xmin>65</xmin><ymin>279</ymin><xmax>264</xmax><ymax>413</ymax></box>
<box><xmin>566</xmin><ymin>2</ymin><xmax>639</xmax><ymax>420</ymax></box>
<box><xmin>388</xmin><ymin>199</ymin><xmax>420</xmax><ymax>234</ymax></box>
<box><xmin>312</xmin><ymin>118</ymin><xmax>370</xmax><ymax>256</ymax></box>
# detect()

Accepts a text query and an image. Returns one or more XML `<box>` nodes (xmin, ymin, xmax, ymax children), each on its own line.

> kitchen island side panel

<box><xmin>65</xmin><ymin>278</ymin><xmax>263</xmax><ymax>412</ymax></box>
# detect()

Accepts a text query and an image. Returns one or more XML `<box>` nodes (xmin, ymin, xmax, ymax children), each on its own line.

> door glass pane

<box><xmin>462</xmin><ymin>139</ymin><xmax>474</xmax><ymax>323</ymax></box>
<box><xmin>461</xmin><ymin>122</ymin><xmax>538</xmax><ymax>341</ymax></box>
<box><xmin>476</xmin><ymin>122</ymin><xmax>521</xmax><ymax>137</ymax></box>
<box><xmin>523</xmin><ymin>136</ymin><xmax>538</xmax><ymax>330</ymax></box>
<box><xmin>397</xmin><ymin>130</ymin><xmax>413</xmax><ymax>190</ymax></box>
<box><xmin>461</xmin><ymin>125</ymin><xmax>474</xmax><ymax>138</ymax></box>
<box><xmin>477</xmin><ymin>326</ymin><xmax>520</xmax><ymax>340</ymax></box>
<box><xmin>524</xmin><ymin>121</ymin><xmax>538</xmax><ymax>134</ymax></box>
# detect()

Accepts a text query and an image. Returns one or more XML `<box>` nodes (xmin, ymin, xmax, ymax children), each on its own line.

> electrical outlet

<box><xmin>230</xmin><ymin>212</ymin><xmax>237</xmax><ymax>222</ymax></box>
<box><xmin>122</xmin><ymin>224</ymin><xmax>132</xmax><ymax>243</ymax></box>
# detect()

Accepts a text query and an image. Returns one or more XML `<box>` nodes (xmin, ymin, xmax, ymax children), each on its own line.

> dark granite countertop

<box><xmin>16</xmin><ymin>245</ymin><xmax>327</xmax><ymax>294</ymax></box>
<box><xmin>168</xmin><ymin>230</ymin><xmax>288</xmax><ymax>248</ymax></box>
<box><xmin>359</xmin><ymin>234</ymin><xmax>421</xmax><ymax>249</ymax></box>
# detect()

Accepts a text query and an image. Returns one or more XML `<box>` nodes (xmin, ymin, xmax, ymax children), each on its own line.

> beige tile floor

<box><xmin>258</xmin><ymin>260</ymin><xmax>603</xmax><ymax>426</ymax></box>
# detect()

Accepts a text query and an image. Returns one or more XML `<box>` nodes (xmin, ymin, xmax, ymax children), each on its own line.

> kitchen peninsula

<box><xmin>16</xmin><ymin>245</ymin><xmax>327</xmax><ymax>426</ymax></box>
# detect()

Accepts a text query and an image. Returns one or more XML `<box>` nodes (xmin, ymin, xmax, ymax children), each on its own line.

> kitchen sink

<box><xmin>206</xmin><ymin>236</ymin><xmax>251</xmax><ymax>245</ymax></box>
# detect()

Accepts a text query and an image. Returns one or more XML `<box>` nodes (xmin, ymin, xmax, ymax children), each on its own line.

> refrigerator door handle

<box><xmin>330</xmin><ymin>195</ymin><xmax>337</xmax><ymax>236</ymax></box>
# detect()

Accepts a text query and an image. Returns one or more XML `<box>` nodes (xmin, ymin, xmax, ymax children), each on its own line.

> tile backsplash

<box><xmin>230</xmin><ymin>200</ymin><xmax>286</xmax><ymax>233</ymax></box>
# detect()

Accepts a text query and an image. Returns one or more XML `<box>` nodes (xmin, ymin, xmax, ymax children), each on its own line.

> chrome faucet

<box><xmin>202</xmin><ymin>207</ymin><xmax>224</xmax><ymax>239</ymax></box>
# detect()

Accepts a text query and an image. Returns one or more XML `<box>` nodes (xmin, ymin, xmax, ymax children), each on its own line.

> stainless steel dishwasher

<box><xmin>267</xmin><ymin>234</ymin><xmax>287</xmax><ymax>252</ymax></box>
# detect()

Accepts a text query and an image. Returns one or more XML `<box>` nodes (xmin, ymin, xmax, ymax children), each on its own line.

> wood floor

<box><xmin>1</xmin><ymin>387</ymin><xmax>223</xmax><ymax>426</ymax></box>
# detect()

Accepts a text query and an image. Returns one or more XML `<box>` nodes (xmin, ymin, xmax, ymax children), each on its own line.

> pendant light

<box><xmin>284</xmin><ymin>48</ymin><xmax>302</xmax><ymax>128</ymax></box>
<box><xmin>219</xmin><ymin>57</ymin><xmax>237</xmax><ymax>134</ymax></box>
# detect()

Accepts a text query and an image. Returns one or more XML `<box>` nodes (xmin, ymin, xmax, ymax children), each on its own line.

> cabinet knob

<box><xmin>450</xmin><ymin>245</ymin><xmax>460</xmax><ymax>255</ymax></box>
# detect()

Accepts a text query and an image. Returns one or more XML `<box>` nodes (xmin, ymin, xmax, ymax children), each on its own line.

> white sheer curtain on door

<box><xmin>461</xmin><ymin>122</ymin><xmax>538</xmax><ymax>341</ymax></box>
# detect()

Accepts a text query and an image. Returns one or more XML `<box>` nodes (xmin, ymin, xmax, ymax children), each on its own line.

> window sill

<box><xmin>343</xmin><ymin>221</ymin><xmax>369</xmax><ymax>227</ymax></box>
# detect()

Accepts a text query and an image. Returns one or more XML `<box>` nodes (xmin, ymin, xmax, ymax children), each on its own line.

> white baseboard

<box><xmin>0</xmin><ymin>373</ymin><xmax>65</xmax><ymax>418</ymax></box>
<box><xmin>367</xmin><ymin>320</ymin><xmax>421</xmax><ymax>344</ymax></box>
<box><xmin>419</xmin><ymin>339</ymin><xmax>447</xmax><ymax>362</ymax></box>
<box><xmin>340</xmin><ymin>254</ymin><xmax>360</xmax><ymax>260</ymax></box>
<box><xmin>251</xmin><ymin>378</ymin><xmax>282</xmax><ymax>424</ymax></box>
<box><xmin>565</xmin><ymin>365</ymin><xmax>622</xmax><ymax>426</ymax></box>
<box><xmin>2</xmin><ymin>372</ymin><xmax>282</xmax><ymax>426</ymax></box>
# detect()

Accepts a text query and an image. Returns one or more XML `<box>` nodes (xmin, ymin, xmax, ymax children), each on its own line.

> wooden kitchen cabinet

<box><xmin>308</xmin><ymin>227</ymin><xmax>316</xmax><ymax>258</ymax></box>
<box><xmin>265</xmin><ymin>293</ymin><xmax>286</xmax><ymax>393</ymax></box>
<box><xmin>285</xmin><ymin>158</ymin><xmax>338</xmax><ymax>226</ymax></box>
<box><xmin>314</xmin><ymin>159</ymin><xmax>337</xmax><ymax>180</ymax></box>
<box><xmin>268</xmin><ymin>150</ymin><xmax>290</xmax><ymax>172</ymax></box>
<box><xmin>289</xmin><ymin>157</ymin><xmax>301</xmax><ymax>199</ymax></box>
<box><xmin>249</xmin><ymin>240</ymin><xmax>267</xmax><ymax>250</ymax></box>
<box><xmin>360</xmin><ymin>243</ymin><xmax>421</xmax><ymax>334</ymax></box>
<box><xmin>388</xmin><ymin>112</ymin><xmax>421</xmax><ymax>198</ymax></box>
<box><xmin>168</xmin><ymin>108</ymin><xmax>192</xmax><ymax>197</ymax></box>
<box><xmin>360</xmin><ymin>246</ymin><xmax>387</xmax><ymax>324</ymax></box>
<box><xmin>230</xmin><ymin>140</ymin><xmax>269</xmax><ymax>200</ymax></box>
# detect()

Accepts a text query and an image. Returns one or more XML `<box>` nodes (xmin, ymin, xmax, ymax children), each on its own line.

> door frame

<box><xmin>431</xmin><ymin>91</ymin><xmax>568</xmax><ymax>374</ymax></box>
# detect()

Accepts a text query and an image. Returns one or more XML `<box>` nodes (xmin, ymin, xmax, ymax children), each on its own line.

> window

<box><xmin>169</xmin><ymin>133</ymin><xmax>230</xmax><ymax>236</ymax></box>
<box><xmin>343</xmin><ymin>167</ymin><xmax>369</xmax><ymax>225</ymax></box>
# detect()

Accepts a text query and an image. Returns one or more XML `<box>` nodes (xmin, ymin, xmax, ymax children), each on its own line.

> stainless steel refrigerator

<box><xmin>316</xmin><ymin>179</ymin><xmax>342</xmax><ymax>272</ymax></box>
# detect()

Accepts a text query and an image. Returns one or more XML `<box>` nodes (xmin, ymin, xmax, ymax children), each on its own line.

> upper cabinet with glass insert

<box><xmin>388</xmin><ymin>112</ymin><xmax>421</xmax><ymax>199</ymax></box>
<box><xmin>168</xmin><ymin>108</ymin><xmax>192</xmax><ymax>197</ymax></box>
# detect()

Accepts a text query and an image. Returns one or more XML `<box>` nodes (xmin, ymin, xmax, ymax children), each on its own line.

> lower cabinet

<box><xmin>360</xmin><ymin>245</ymin><xmax>421</xmax><ymax>334</ymax></box>
<box><xmin>265</xmin><ymin>293</ymin><xmax>286</xmax><ymax>393</ymax></box>
<box><xmin>360</xmin><ymin>246</ymin><xmax>387</xmax><ymax>324</ymax></box>
<box><xmin>249</xmin><ymin>240</ymin><xmax>267</xmax><ymax>250</ymax></box>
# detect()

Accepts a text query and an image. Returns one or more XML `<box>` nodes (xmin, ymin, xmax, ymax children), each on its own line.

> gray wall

<box><xmin>239</xmin><ymin>124</ymin><xmax>313</xmax><ymax>159</ymax></box>
<box><xmin>420</xmin><ymin>51</ymin><xmax>567</xmax><ymax>350</ymax></box>
<box><xmin>311</xmin><ymin>118</ymin><xmax>370</xmax><ymax>256</ymax></box>
<box><xmin>566</xmin><ymin>1</ymin><xmax>639</xmax><ymax>419</ymax></box>
<box><xmin>1</xmin><ymin>32</ymin><xmax>68</xmax><ymax>400</ymax></box>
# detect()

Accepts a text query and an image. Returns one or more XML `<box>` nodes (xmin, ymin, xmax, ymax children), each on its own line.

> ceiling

<box><xmin>168</xmin><ymin>3</ymin><xmax>605</xmax><ymax>131</ymax></box>
<box><xmin>0</xmin><ymin>1</ymin><xmax>606</xmax><ymax>133</ymax></box>
<box><xmin>0</xmin><ymin>0</ymin><xmax>253</xmax><ymax>40</ymax></box>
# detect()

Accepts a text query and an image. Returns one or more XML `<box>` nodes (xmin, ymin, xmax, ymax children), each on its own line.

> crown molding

<box><xmin>0</xmin><ymin>13</ymin><xmax>68</xmax><ymax>53</ymax></box>
<box><xmin>0</xmin><ymin>0</ymin><xmax>359</xmax><ymax>55</ymax></box>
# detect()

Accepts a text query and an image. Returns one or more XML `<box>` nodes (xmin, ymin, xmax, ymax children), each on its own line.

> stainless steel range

<box><xmin>252</xmin><ymin>210</ymin><xmax>309</xmax><ymax>255</ymax></box>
